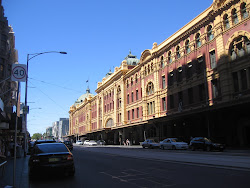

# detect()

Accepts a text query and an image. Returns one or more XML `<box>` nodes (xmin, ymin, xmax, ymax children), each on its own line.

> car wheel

<box><xmin>206</xmin><ymin>146</ymin><xmax>211</xmax><ymax>152</ymax></box>
<box><xmin>149</xmin><ymin>145</ymin><xmax>152</xmax><ymax>149</ymax></box>
<box><xmin>142</xmin><ymin>146</ymin><xmax>145</xmax><ymax>149</ymax></box>
<box><xmin>161</xmin><ymin>145</ymin><xmax>164</xmax><ymax>150</ymax></box>
<box><xmin>172</xmin><ymin>146</ymin><xmax>176</xmax><ymax>150</ymax></box>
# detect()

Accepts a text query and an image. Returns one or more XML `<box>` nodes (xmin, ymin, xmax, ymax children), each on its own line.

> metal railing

<box><xmin>0</xmin><ymin>160</ymin><xmax>7</xmax><ymax>177</ymax></box>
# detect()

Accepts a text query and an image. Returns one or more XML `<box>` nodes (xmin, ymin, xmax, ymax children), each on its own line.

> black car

<box><xmin>189</xmin><ymin>137</ymin><xmax>225</xmax><ymax>151</ymax></box>
<box><xmin>29</xmin><ymin>140</ymin><xmax>56</xmax><ymax>155</ymax></box>
<box><xmin>29</xmin><ymin>143</ymin><xmax>75</xmax><ymax>178</ymax></box>
<box><xmin>63</xmin><ymin>140</ymin><xmax>73</xmax><ymax>150</ymax></box>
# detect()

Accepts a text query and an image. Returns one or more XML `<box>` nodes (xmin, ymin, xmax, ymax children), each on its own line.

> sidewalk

<box><xmin>0</xmin><ymin>152</ymin><xmax>29</xmax><ymax>188</ymax></box>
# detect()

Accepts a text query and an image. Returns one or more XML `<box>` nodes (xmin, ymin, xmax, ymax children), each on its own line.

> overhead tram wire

<box><xmin>28</xmin><ymin>80</ymin><xmax>69</xmax><ymax>113</ymax></box>
<box><xmin>29</xmin><ymin>77</ymin><xmax>83</xmax><ymax>93</ymax></box>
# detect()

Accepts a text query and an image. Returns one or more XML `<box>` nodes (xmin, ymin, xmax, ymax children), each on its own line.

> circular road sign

<box><xmin>11</xmin><ymin>64</ymin><xmax>27</xmax><ymax>82</ymax></box>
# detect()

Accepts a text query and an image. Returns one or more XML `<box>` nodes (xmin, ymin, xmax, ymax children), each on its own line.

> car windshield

<box><xmin>36</xmin><ymin>143</ymin><xmax>69</xmax><ymax>154</ymax></box>
<box><xmin>171</xmin><ymin>138</ymin><xmax>183</xmax><ymax>142</ymax></box>
<box><xmin>64</xmin><ymin>141</ymin><xmax>71</xmax><ymax>144</ymax></box>
<box><xmin>204</xmin><ymin>138</ymin><xmax>212</xmax><ymax>142</ymax></box>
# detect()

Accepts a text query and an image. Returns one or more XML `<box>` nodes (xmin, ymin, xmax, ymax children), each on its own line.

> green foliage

<box><xmin>31</xmin><ymin>133</ymin><xmax>42</xmax><ymax>140</ymax></box>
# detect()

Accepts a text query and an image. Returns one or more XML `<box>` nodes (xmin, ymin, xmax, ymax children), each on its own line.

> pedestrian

<box><xmin>123</xmin><ymin>140</ymin><xmax>126</xmax><ymax>146</ymax></box>
<box><xmin>126</xmin><ymin>139</ymin><xmax>130</xmax><ymax>146</ymax></box>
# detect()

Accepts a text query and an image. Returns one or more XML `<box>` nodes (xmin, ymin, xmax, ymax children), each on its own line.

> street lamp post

<box><xmin>23</xmin><ymin>51</ymin><xmax>67</xmax><ymax>156</ymax></box>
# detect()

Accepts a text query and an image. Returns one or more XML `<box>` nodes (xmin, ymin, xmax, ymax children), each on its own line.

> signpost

<box><xmin>11</xmin><ymin>63</ymin><xmax>27</xmax><ymax>187</ymax></box>
<box><xmin>11</xmin><ymin>64</ymin><xmax>27</xmax><ymax>82</ymax></box>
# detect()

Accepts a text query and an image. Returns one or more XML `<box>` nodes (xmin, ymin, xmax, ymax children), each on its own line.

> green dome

<box><xmin>74</xmin><ymin>88</ymin><xmax>94</xmax><ymax>105</ymax></box>
<box><xmin>124</xmin><ymin>50</ymin><xmax>139</xmax><ymax>65</ymax></box>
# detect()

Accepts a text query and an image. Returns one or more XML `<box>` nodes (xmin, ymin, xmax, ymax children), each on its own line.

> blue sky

<box><xmin>2</xmin><ymin>0</ymin><xmax>213</xmax><ymax>136</ymax></box>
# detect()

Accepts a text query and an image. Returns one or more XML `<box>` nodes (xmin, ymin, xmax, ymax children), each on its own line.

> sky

<box><xmin>2</xmin><ymin>0</ymin><xmax>213</xmax><ymax>136</ymax></box>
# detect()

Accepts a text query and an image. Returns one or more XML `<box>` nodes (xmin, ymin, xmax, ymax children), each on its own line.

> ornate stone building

<box><xmin>69</xmin><ymin>0</ymin><xmax>250</xmax><ymax>147</ymax></box>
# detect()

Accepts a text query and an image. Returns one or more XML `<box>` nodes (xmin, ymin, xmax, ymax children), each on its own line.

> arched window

<box><xmin>176</xmin><ymin>46</ymin><xmax>180</xmax><ymax>59</ymax></box>
<box><xmin>135</xmin><ymin>74</ymin><xmax>138</xmax><ymax>83</ymax></box>
<box><xmin>185</xmin><ymin>40</ymin><xmax>190</xmax><ymax>54</ymax></box>
<box><xmin>229</xmin><ymin>36</ymin><xmax>250</xmax><ymax>60</ymax></box>
<box><xmin>126</xmin><ymin>80</ymin><xmax>129</xmax><ymax>88</ymax></box>
<box><xmin>168</xmin><ymin>51</ymin><xmax>172</xmax><ymax>63</ymax></box>
<box><xmin>195</xmin><ymin>33</ymin><xmax>201</xmax><ymax>48</ymax></box>
<box><xmin>223</xmin><ymin>14</ymin><xmax>230</xmax><ymax>29</ymax></box>
<box><xmin>131</xmin><ymin>77</ymin><xmax>133</xmax><ymax>86</ymax></box>
<box><xmin>148</xmin><ymin>64</ymin><xmax>150</xmax><ymax>74</ymax></box>
<box><xmin>117</xmin><ymin>85</ymin><xmax>121</xmax><ymax>94</ymax></box>
<box><xmin>232</xmin><ymin>8</ymin><xmax>239</xmax><ymax>24</ymax></box>
<box><xmin>106</xmin><ymin>118</ymin><xmax>114</xmax><ymax>128</ymax></box>
<box><xmin>146</xmin><ymin>82</ymin><xmax>154</xmax><ymax>95</ymax></box>
<box><xmin>160</xmin><ymin>56</ymin><xmax>164</xmax><ymax>68</ymax></box>
<box><xmin>151</xmin><ymin>62</ymin><xmax>153</xmax><ymax>71</ymax></box>
<box><xmin>207</xmin><ymin>25</ymin><xmax>214</xmax><ymax>41</ymax></box>
<box><xmin>241</xmin><ymin>3</ymin><xmax>248</xmax><ymax>19</ymax></box>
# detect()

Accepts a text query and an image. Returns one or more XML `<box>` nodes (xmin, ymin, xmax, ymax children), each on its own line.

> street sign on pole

<box><xmin>11</xmin><ymin>64</ymin><xmax>27</xmax><ymax>82</ymax></box>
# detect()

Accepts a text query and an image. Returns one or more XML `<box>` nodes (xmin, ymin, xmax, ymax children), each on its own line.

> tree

<box><xmin>31</xmin><ymin>133</ymin><xmax>42</xmax><ymax>140</ymax></box>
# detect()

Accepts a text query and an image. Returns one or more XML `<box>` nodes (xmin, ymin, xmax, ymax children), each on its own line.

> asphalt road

<box><xmin>29</xmin><ymin>146</ymin><xmax>250</xmax><ymax>188</ymax></box>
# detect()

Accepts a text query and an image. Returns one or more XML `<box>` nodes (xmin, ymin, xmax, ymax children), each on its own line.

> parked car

<box><xmin>29</xmin><ymin>143</ymin><xmax>75</xmax><ymax>178</ymax></box>
<box><xmin>28</xmin><ymin>141</ymin><xmax>35</xmax><ymax>154</ymax></box>
<box><xmin>30</xmin><ymin>140</ymin><xmax>56</xmax><ymax>155</ymax></box>
<box><xmin>63</xmin><ymin>140</ymin><xmax>73</xmax><ymax>150</ymax></box>
<box><xmin>160</xmin><ymin>138</ymin><xmax>189</xmax><ymax>150</ymax></box>
<box><xmin>142</xmin><ymin>139</ymin><xmax>160</xmax><ymax>149</ymax></box>
<box><xmin>189</xmin><ymin>137</ymin><xmax>225</xmax><ymax>151</ymax></box>
<box><xmin>76</xmin><ymin>140</ymin><xmax>83</xmax><ymax>145</ymax></box>
<box><xmin>88</xmin><ymin>140</ymin><xmax>97</xmax><ymax>146</ymax></box>
<box><xmin>97</xmin><ymin>140</ymin><xmax>106</xmax><ymax>145</ymax></box>
<box><xmin>83</xmin><ymin>140</ymin><xmax>90</xmax><ymax>145</ymax></box>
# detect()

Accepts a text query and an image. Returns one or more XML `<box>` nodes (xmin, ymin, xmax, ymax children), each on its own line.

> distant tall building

<box><xmin>52</xmin><ymin>118</ymin><xmax>69</xmax><ymax>141</ymax></box>
<box><xmin>52</xmin><ymin>121</ymin><xmax>59</xmax><ymax>140</ymax></box>
<box><xmin>58</xmin><ymin>118</ymin><xmax>69</xmax><ymax>141</ymax></box>
<box><xmin>69</xmin><ymin>0</ymin><xmax>250</xmax><ymax>147</ymax></box>
<box><xmin>46</xmin><ymin>126</ymin><xmax>53</xmax><ymax>139</ymax></box>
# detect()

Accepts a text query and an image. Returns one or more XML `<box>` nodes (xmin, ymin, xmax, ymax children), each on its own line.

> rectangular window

<box><xmin>131</xmin><ymin>92</ymin><xmax>134</xmax><ymax>102</ymax></box>
<box><xmin>136</xmin><ymin>90</ymin><xmax>139</xmax><ymax>100</ymax></box>
<box><xmin>188</xmin><ymin>88</ymin><xmax>193</xmax><ymax>104</ymax></box>
<box><xmin>150</xmin><ymin>102</ymin><xmax>153</xmax><ymax>115</ymax></box>
<box><xmin>199</xmin><ymin>84</ymin><xmax>206</xmax><ymax>101</ymax></box>
<box><xmin>168</xmin><ymin>71</ymin><xmax>174</xmax><ymax>86</ymax></box>
<box><xmin>177</xmin><ymin>67</ymin><xmax>183</xmax><ymax>82</ymax></box>
<box><xmin>232</xmin><ymin>72</ymin><xmax>239</xmax><ymax>92</ymax></box>
<box><xmin>132</xmin><ymin>109</ymin><xmax>134</xmax><ymax>119</ymax></box>
<box><xmin>178</xmin><ymin>92</ymin><xmax>183</xmax><ymax>112</ymax></box>
<box><xmin>137</xmin><ymin>107</ymin><xmax>139</xmax><ymax>118</ymax></box>
<box><xmin>211</xmin><ymin>79</ymin><xmax>220</xmax><ymax>98</ymax></box>
<box><xmin>162</xmin><ymin>75</ymin><xmax>166</xmax><ymax>89</ymax></box>
<box><xmin>127</xmin><ymin>94</ymin><xmax>129</xmax><ymax>104</ymax></box>
<box><xmin>128</xmin><ymin>111</ymin><xmax>130</xmax><ymax>120</ymax></box>
<box><xmin>170</xmin><ymin>95</ymin><xmax>174</xmax><ymax>109</ymax></box>
<box><xmin>162</xmin><ymin>97</ymin><xmax>166</xmax><ymax>111</ymax></box>
<box><xmin>210</xmin><ymin>50</ymin><xmax>216</xmax><ymax>69</ymax></box>
<box><xmin>186</xmin><ymin>62</ymin><xmax>193</xmax><ymax>79</ymax></box>
<box><xmin>197</xmin><ymin>57</ymin><xmax>204</xmax><ymax>74</ymax></box>
<box><xmin>147</xmin><ymin>103</ymin><xmax>150</xmax><ymax>115</ymax></box>
<box><xmin>240</xmin><ymin>69</ymin><xmax>247</xmax><ymax>90</ymax></box>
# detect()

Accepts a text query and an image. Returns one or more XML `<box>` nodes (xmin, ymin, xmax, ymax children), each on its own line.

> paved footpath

<box><xmin>0</xmin><ymin>154</ymin><xmax>29</xmax><ymax>188</ymax></box>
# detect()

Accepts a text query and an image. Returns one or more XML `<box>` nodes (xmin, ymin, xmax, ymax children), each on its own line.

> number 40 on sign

<box><xmin>11</xmin><ymin>64</ymin><xmax>27</xmax><ymax>82</ymax></box>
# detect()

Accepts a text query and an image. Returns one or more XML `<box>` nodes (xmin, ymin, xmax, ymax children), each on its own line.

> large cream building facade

<box><xmin>69</xmin><ymin>0</ymin><xmax>250</xmax><ymax>147</ymax></box>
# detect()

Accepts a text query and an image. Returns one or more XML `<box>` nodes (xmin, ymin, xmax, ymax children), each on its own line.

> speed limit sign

<box><xmin>11</xmin><ymin>64</ymin><xmax>27</xmax><ymax>82</ymax></box>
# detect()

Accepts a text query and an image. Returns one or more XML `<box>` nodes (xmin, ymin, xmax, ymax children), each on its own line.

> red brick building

<box><xmin>69</xmin><ymin>0</ymin><xmax>250</xmax><ymax>147</ymax></box>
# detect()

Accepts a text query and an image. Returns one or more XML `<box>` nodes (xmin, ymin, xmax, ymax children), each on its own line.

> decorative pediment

<box><xmin>140</xmin><ymin>49</ymin><xmax>151</xmax><ymax>62</ymax></box>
